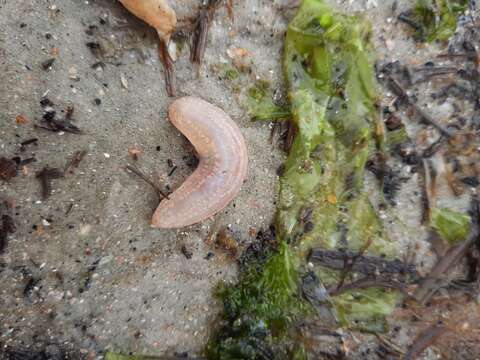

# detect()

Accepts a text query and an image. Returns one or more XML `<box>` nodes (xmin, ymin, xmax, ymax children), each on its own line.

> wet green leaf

<box><xmin>334</xmin><ymin>288</ymin><xmax>398</xmax><ymax>332</ymax></box>
<box><xmin>386</xmin><ymin>127</ymin><xmax>409</xmax><ymax>150</ymax></box>
<box><xmin>246</xmin><ymin>80</ymin><xmax>290</xmax><ymax>121</ymax></box>
<box><xmin>431</xmin><ymin>207</ymin><xmax>471</xmax><ymax>244</ymax></box>
<box><xmin>223</xmin><ymin>67</ymin><xmax>240</xmax><ymax>81</ymax></box>
<box><xmin>404</xmin><ymin>0</ymin><xmax>468</xmax><ymax>42</ymax></box>
<box><xmin>208</xmin><ymin>1</ymin><xmax>398</xmax><ymax>357</ymax></box>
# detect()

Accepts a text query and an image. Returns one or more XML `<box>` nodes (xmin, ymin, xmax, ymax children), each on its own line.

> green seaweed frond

<box><xmin>431</xmin><ymin>207</ymin><xmax>471</xmax><ymax>244</ymax></box>
<box><xmin>246</xmin><ymin>80</ymin><xmax>290</xmax><ymax>121</ymax></box>
<box><xmin>208</xmin><ymin>1</ymin><xmax>399</xmax><ymax>357</ymax></box>
<box><xmin>402</xmin><ymin>0</ymin><xmax>469</xmax><ymax>42</ymax></box>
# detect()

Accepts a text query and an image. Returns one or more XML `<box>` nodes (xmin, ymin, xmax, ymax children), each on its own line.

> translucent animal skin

<box><xmin>118</xmin><ymin>0</ymin><xmax>177</xmax><ymax>42</ymax></box>
<box><xmin>152</xmin><ymin>97</ymin><xmax>248</xmax><ymax>228</ymax></box>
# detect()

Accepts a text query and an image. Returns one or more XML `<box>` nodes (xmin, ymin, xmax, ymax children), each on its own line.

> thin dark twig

<box><xmin>20</xmin><ymin>138</ymin><xmax>38</xmax><ymax>147</ymax></box>
<box><xmin>65</xmin><ymin>203</ymin><xmax>74</xmax><ymax>216</ymax></box>
<box><xmin>375</xmin><ymin>333</ymin><xmax>406</xmax><ymax>356</ymax></box>
<box><xmin>0</xmin><ymin>201</ymin><xmax>15</xmax><ymax>254</ymax></box>
<box><xmin>36</xmin><ymin>167</ymin><xmax>64</xmax><ymax>199</ymax></box>
<box><xmin>158</xmin><ymin>38</ymin><xmax>176</xmax><ymax>97</ymax></box>
<box><xmin>14</xmin><ymin>157</ymin><xmax>36</xmax><ymax>167</ymax></box>
<box><xmin>328</xmin><ymin>275</ymin><xmax>410</xmax><ymax>297</ymax></box>
<box><xmin>190</xmin><ymin>0</ymin><xmax>223</xmax><ymax>71</ymax></box>
<box><xmin>37</xmin><ymin>107</ymin><xmax>82</xmax><ymax>134</ymax></box>
<box><xmin>125</xmin><ymin>165</ymin><xmax>169</xmax><ymax>200</ymax></box>
<box><xmin>437</xmin><ymin>53</ymin><xmax>471</xmax><ymax>59</ymax></box>
<box><xmin>226</xmin><ymin>0</ymin><xmax>234</xmax><ymax>22</ymax></box>
<box><xmin>283</xmin><ymin>121</ymin><xmax>296</xmax><ymax>152</ymax></box>
<box><xmin>276</xmin><ymin>0</ymin><xmax>302</xmax><ymax>11</ymax></box>
<box><xmin>168</xmin><ymin>166</ymin><xmax>177</xmax><ymax>177</ymax></box>
<box><xmin>387</xmin><ymin>76</ymin><xmax>454</xmax><ymax>138</ymax></box>
<box><xmin>308</xmin><ymin>249</ymin><xmax>418</xmax><ymax>275</ymax></box>
<box><xmin>421</xmin><ymin>135</ymin><xmax>447</xmax><ymax>158</ymax></box>
<box><xmin>64</xmin><ymin>150</ymin><xmax>87</xmax><ymax>174</ymax></box>
<box><xmin>409</xmin><ymin>66</ymin><xmax>459</xmax><ymax>84</ymax></box>
<box><xmin>335</xmin><ymin>236</ymin><xmax>374</xmax><ymax>292</ymax></box>
<box><xmin>414</xmin><ymin>193</ymin><xmax>480</xmax><ymax>304</ymax></box>
<box><xmin>269</xmin><ymin>121</ymin><xmax>278</xmax><ymax>145</ymax></box>
<box><xmin>398</xmin><ymin>12</ymin><xmax>424</xmax><ymax>37</ymax></box>
<box><xmin>420</xmin><ymin>159</ymin><xmax>436</xmax><ymax>224</ymax></box>
<box><xmin>35</xmin><ymin>121</ymin><xmax>82</xmax><ymax>134</ymax></box>
<box><xmin>191</xmin><ymin>8</ymin><xmax>210</xmax><ymax>72</ymax></box>
<box><xmin>403</xmin><ymin>324</ymin><xmax>448</xmax><ymax>360</ymax></box>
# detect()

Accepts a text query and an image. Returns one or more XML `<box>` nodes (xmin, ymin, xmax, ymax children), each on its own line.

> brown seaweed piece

<box><xmin>0</xmin><ymin>200</ymin><xmax>16</xmax><ymax>253</ymax></box>
<box><xmin>309</xmin><ymin>249</ymin><xmax>418</xmax><ymax>276</ymax></box>
<box><xmin>36</xmin><ymin>167</ymin><xmax>64</xmax><ymax>199</ymax></box>
<box><xmin>0</xmin><ymin>158</ymin><xmax>18</xmax><ymax>181</ymax></box>
<box><xmin>403</xmin><ymin>324</ymin><xmax>448</xmax><ymax>360</ymax></box>
<box><xmin>190</xmin><ymin>0</ymin><xmax>223</xmax><ymax>71</ymax></box>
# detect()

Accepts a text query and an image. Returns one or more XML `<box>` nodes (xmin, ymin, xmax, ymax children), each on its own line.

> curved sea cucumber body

<box><xmin>118</xmin><ymin>0</ymin><xmax>177</xmax><ymax>41</ymax></box>
<box><xmin>152</xmin><ymin>97</ymin><xmax>248</xmax><ymax>228</ymax></box>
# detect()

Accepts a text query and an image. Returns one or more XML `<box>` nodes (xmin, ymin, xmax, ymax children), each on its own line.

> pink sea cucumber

<box><xmin>152</xmin><ymin>97</ymin><xmax>248</xmax><ymax>228</ymax></box>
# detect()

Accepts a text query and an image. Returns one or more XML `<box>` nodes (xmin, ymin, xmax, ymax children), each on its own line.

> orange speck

<box><xmin>128</xmin><ymin>146</ymin><xmax>142</xmax><ymax>160</ymax></box>
<box><xmin>16</xmin><ymin>115</ymin><xmax>28</xmax><ymax>124</ymax></box>
<box><xmin>227</xmin><ymin>47</ymin><xmax>250</xmax><ymax>59</ymax></box>
<box><xmin>49</xmin><ymin>47</ymin><xmax>59</xmax><ymax>56</ymax></box>
<box><xmin>33</xmin><ymin>224</ymin><xmax>45</xmax><ymax>235</ymax></box>
<box><xmin>327</xmin><ymin>194</ymin><xmax>337</xmax><ymax>204</ymax></box>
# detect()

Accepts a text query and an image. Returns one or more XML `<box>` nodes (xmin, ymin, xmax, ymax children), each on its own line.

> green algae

<box><xmin>209</xmin><ymin>241</ymin><xmax>309</xmax><ymax>359</ymax></box>
<box><xmin>223</xmin><ymin>66</ymin><xmax>240</xmax><ymax>81</ymax></box>
<box><xmin>431</xmin><ymin>207</ymin><xmax>471</xmax><ymax>244</ymax></box>
<box><xmin>386</xmin><ymin>127</ymin><xmax>409</xmax><ymax>151</ymax></box>
<box><xmin>402</xmin><ymin>0</ymin><xmax>469</xmax><ymax>42</ymax></box>
<box><xmin>207</xmin><ymin>1</ymin><xmax>400</xmax><ymax>358</ymax></box>
<box><xmin>246</xmin><ymin>80</ymin><xmax>290</xmax><ymax>121</ymax></box>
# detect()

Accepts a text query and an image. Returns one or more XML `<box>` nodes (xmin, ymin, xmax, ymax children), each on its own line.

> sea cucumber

<box><xmin>118</xmin><ymin>0</ymin><xmax>177</xmax><ymax>42</ymax></box>
<box><xmin>152</xmin><ymin>97</ymin><xmax>248</xmax><ymax>228</ymax></box>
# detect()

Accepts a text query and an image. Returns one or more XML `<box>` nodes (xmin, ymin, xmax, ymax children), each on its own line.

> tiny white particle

<box><xmin>120</xmin><ymin>73</ymin><xmax>128</xmax><ymax>89</ymax></box>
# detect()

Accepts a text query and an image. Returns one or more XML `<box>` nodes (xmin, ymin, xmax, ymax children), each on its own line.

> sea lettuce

<box><xmin>208</xmin><ymin>1</ymin><xmax>399</xmax><ymax>358</ymax></box>
<box><xmin>402</xmin><ymin>0</ymin><xmax>469</xmax><ymax>42</ymax></box>
<box><xmin>431</xmin><ymin>207</ymin><xmax>471</xmax><ymax>244</ymax></box>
